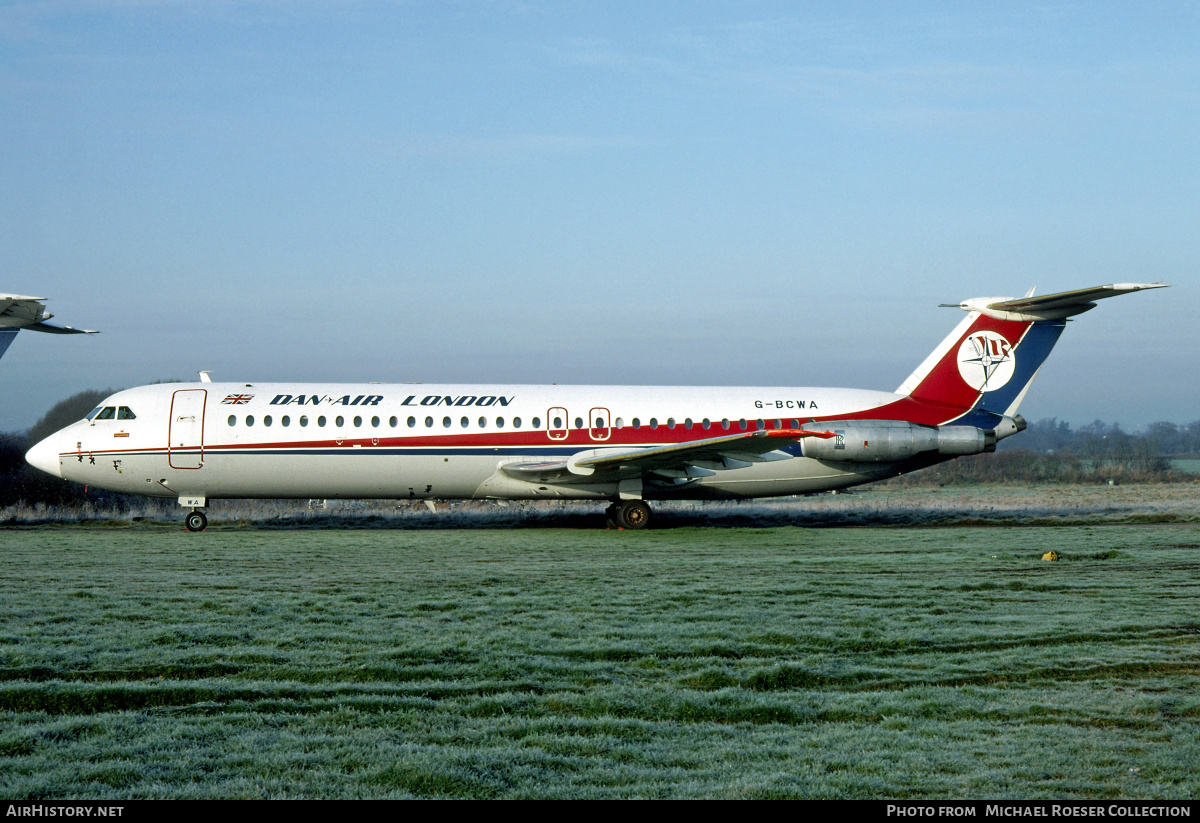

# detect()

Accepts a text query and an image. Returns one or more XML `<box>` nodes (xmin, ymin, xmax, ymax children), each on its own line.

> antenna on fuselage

<box><xmin>199</xmin><ymin>371</ymin><xmax>212</xmax><ymax>383</ymax></box>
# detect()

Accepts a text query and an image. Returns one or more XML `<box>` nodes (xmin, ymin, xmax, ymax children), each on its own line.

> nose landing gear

<box><xmin>185</xmin><ymin>509</ymin><xmax>207</xmax><ymax>532</ymax></box>
<box><xmin>179</xmin><ymin>495</ymin><xmax>208</xmax><ymax>532</ymax></box>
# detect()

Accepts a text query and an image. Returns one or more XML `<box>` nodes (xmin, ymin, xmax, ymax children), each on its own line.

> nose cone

<box><xmin>26</xmin><ymin>434</ymin><xmax>63</xmax><ymax>479</ymax></box>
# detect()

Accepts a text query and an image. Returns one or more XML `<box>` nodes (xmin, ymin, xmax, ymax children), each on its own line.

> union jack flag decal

<box><xmin>222</xmin><ymin>394</ymin><xmax>254</xmax><ymax>405</ymax></box>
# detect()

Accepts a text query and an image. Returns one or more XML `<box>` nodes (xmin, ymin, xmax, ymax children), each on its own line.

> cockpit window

<box><xmin>94</xmin><ymin>407</ymin><xmax>116</xmax><ymax>420</ymax></box>
<box><xmin>86</xmin><ymin>407</ymin><xmax>103</xmax><ymax>421</ymax></box>
<box><xmin>117</xmin><ymin>407</ymin><xmax>136</xmax><ymax>420</ymax></box>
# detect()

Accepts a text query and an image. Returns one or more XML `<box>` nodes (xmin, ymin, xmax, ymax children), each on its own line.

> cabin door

<box><xmin>169</xmin><ymin>389</ymin><xmax>207</xmax><ymax>469</ymax></box>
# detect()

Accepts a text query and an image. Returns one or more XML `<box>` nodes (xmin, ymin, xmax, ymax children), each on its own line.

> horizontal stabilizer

<box><xmin>945</xmin><ymin>282</ymin><xmax>1168</xmax><ymax>322</ymax></box>
<box><xmin>0</xmin><ymin>294</ymin><xmax>98</xmax><ymax>333</ymax></box>
<box><xmin>26</xmin><ymin>321</ymin><xmax>99</xmax><ymax>335</ymax></box>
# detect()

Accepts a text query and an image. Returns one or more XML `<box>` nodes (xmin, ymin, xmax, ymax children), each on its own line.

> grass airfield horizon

<box><xmin>1</xmin><ymin>484</ymin><xmax>1198</xmax><ymax>798</ymax></box>
<box><xmin>4</xmin><ymin>481</ymin><xmax>1200</xmax><ymax>530</ymax></box>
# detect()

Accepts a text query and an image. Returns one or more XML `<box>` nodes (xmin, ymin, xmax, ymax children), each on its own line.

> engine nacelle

<box><xmin>800</xmin><ymin>420</ymin><xmax>996</xmax><ymax>463</ymax></box>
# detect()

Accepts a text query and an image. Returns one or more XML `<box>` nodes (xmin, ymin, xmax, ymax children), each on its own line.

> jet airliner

<box><xmin>25</xmin><ymin>283</ymin><xmax>1165</xmax><ymax>530</ymax></box>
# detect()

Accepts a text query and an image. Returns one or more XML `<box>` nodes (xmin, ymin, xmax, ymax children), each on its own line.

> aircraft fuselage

<box><xmin>33</xmin><ymin>382</ymin><xmax>911</xmax><ymax>504</ymax></box>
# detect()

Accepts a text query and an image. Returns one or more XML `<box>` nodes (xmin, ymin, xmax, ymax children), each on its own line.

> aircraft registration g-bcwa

<box><xmin>26</xmin><ymin>283</ymin><xmax>1165</xmax><ymax>531</ymax></box>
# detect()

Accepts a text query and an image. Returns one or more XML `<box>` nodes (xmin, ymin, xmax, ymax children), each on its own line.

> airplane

<box><xmin>0</xmin><ymin>294</ymin><xmax>98</xmax><ymax>361</ymax></box>
<box><xmin>24</xmin><ymin>282</ymin><xmax>1166</xmax><ymax>531</ymax></box>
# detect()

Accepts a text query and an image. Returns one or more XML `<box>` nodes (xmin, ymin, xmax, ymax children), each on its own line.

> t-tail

<box><xmin>895</xmin><ymin>283</ymin><xmax>1168</xmax><ymax>436</ymax></box>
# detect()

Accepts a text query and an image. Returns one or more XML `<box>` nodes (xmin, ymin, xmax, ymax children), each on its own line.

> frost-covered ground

<box><xmin>3</xmin><ymin>482</ymin><xmax>1197</xmax><ymax>528</ymax></box>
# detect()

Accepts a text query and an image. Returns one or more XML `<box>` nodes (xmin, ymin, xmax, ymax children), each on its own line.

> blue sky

<box><xmin>1</xmin><ymin>1</ymin><xmax>1196</xmax><ymax>431</ymax></box>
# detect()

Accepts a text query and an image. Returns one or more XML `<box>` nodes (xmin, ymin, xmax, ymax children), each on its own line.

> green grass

<box><xmin>1</xmin><ymin>523</ymin><xmax>1198</xmax><ymax>798</ymax></box>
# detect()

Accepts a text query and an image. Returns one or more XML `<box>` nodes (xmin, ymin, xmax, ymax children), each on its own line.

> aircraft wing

<box><xmin>500</xmin><ymin>428</ymin><xmax>834</xmax><ymax>484</ymax></box>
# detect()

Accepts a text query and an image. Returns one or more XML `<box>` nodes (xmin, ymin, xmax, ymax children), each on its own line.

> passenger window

<box><xmin>246</xmin><ymin>415</ymin><xmax>255</xmax><ymax>427</ymax></box>
<box><xmin>354</xmin><ymin>416</ymin><xmax>362</xmax><ymax>427</ymax></box>
<box><xmin>372</xmin><ymin>416</ymin><xmax>380</xmax><ymax>427</ymax></box>
<box><xmin>264</xmin><ymin>415</ymin><xmax>273</xmax><ymax>427</ymax></box>
<box><xmin>442</xmin><ymin>417</ymin><xmax>451</xmax><ymax>428</ymax></box>
<box><xmin>460</xmin><ymin>416</ymin><xmax>469</xmax><ymax>428</ymax></box>
<box><xmin>496</xmin><ymin>417</ymin><xmax>505</xmax><ymax>428</ymax></box>
<box><xmin>389</xmin><ymin>416</ymin><xmax>397</xmax><ymax>427</ymax></box>
<box><xmin>425</xmin><ymin>417</ymin><xmax>433</xmax><ymax>428</ymax></box>
<box><xmin>532</xmin><ymin>417</ymin><xmax>541</xmax><ymax>428</ymax></box>
<box><xmin>702</xmin><ymin>419</ymin><xmax>711</xmax><ymax>430</ymax></box>
<box><xmin>739</xmin><ymin>419</ymin><xmax>748</xmax><ymax>430</ymax></box>
<box><xmin>336</xmin><ymin>416</ymin><xmax>345</xmax><ymax>427</ymax></box>
<box><xmin>282</xmin><ymin>415</ymin><xmax>291</xmax><ymax>427</ymax></box>
<box><xmin>632</xmin><ymin>418</ymin><xmax>640</xmax><ymax>429</ymax></box>
<box><xmin>667</xmin><ymin>418</ymin><xmax>675</xmax><ymax>429</ymax></box>
<box><xmin>478</xmin><ymin>416</ymin><xmax>487</xmax><ymax>428</ymax></box>
<box><xmin>649</xmin><ymin>418</ymin><xmax>658</xmax><ymax>430</ymax></box>
<box><xmin>513</xmin><ymin>417</ymin><xmax>521</xmax><ymax>428</ymax></box>
<box><xmin>575</xmin><ymin>417</ymin><xmax>583</xmax><ymax>429</ymax></box>
<box><xmin>318</xmin><ymin>416</ymin><xmax>327</xmax><ymax>427</ymax></box>
<box><xmin>684</xmin><ymin>418</ymin><xmax>693</xmax><ymax>429</ymax></box>
<box><xmin>227</xmin><ymin>415</ymin><xmax>236</xmax><ymax>426</ymax></box>
<box><xmin>407</xmin><ymin>417</ymin><xmax>416</xmax><ymax>428</ymax></box>
<box><xmin>300</xmin><ymin>416</ymin><xmax>309</xmax><ymax>427</ymax></box>
<box><xmin>721</xmin><ymin>419</ymin><xmax>730</xmax><ymax>430</ymax></box>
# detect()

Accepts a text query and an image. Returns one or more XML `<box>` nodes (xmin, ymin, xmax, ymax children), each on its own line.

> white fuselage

<box><xmin>33</xmin><ymin>381</ymin><xmax>919</xmax><ymax>503</ymax></box>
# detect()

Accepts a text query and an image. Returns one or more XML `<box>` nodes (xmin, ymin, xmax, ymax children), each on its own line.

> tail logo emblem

<box><xmin>957</xmin><ymin>331</ymin><xmax>1015</xmax><ymax>391</ymax></box>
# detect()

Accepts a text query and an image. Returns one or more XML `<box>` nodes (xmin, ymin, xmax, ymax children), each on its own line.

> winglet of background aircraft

<box><xmin>0</xmin><ymin>294</ymin><xmax>98</xmax><ymax>362</ymax></box>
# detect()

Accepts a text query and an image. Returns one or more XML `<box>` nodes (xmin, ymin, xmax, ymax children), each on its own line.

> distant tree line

<box><xmin>0</xmin><ymin>388</ymin><xmax>123</xmax><ymax>509</ymax></box>
<box><xmin>1009</xmin><ymin>417</ymin><xmax>1200</xmax><ymax>458</ymax></box>
<box><xmin>889</xmin><ymin>417</ymin><xmax>1200</xmax><ymax>486</ymax></box>
<box><xmin>1</xmin><ymin>392</ymin><xmax>1197</xmax><ymax>510</ymax></box>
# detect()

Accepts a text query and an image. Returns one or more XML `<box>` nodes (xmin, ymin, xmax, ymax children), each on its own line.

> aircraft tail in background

<box><xmin>0</xmin><ymin>295</ymin><xmax>98</xmax><ymax>362</ymax></box>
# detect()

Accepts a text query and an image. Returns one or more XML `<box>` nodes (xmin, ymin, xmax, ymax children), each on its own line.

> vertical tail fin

<box><xmin>897</xmin><ymin>283</ymin><xmax>1166</xmax><ymax>425</ymax></box>
<box><xmin>0</xmin><ymin>329</ymin><xmax>17</xmax><ymax>362</ymax></box>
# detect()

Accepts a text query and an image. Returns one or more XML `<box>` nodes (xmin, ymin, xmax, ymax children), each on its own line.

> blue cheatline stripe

<box><xmin>0</xmin><ymin>329</ymin><xmax>17</xmax><ymax>360</ymax></box>
<box><xmin>976</xmin><ymin>319</ymin><xmax>1065</xmax><ymax>415</ymax></box>
<box><xmin>78</xmin><ymin>445</ymin><xmax>592</xmax><ymax>459</ymax></box>
<box><xmin>212</xmin><ymin>447</ymin><xmax>585</xmax><ymax>457</ymax></box>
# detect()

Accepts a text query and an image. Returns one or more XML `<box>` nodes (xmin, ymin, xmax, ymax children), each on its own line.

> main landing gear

<box><xmin>185</xmin><ymin>509</ymin><xmax>208</xmax><ymax>532</ymax></box>
<box><xmin>605</xmin><ymin>500</ymin><xmax>652</xmax><ymax>530</ymax></box>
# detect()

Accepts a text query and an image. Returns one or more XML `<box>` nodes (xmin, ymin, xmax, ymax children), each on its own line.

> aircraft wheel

<box><xmin>616</xmin><ymin>500</ymin><xmax>651</xmax><ymax>530</ymax></box>
<box><xmin>185</xmin><ymin>511</ymin><xmax>208</xmax><ymax>532</ymax></box>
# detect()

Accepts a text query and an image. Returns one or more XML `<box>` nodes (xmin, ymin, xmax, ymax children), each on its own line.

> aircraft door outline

<box><xmin>547</xmin><ymin>407</ymin><xmax>569</xmax><ymax>440</ymax></box>
<box><xmin>169</xmin><ymin>389</ymin><xmax>207</xmax><ymax>469</ymax></box>
<box><xmin>588</xmin><ymin>407</ymin><xmax>611</xmax><ymax>441</ymax></box>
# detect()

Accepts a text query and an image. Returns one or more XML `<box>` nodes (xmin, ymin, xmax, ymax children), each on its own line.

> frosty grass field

<box><xmin>1</xmin><ymin>484</ymin><xmax>1198</xmax><ymax>799</ymax></box>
